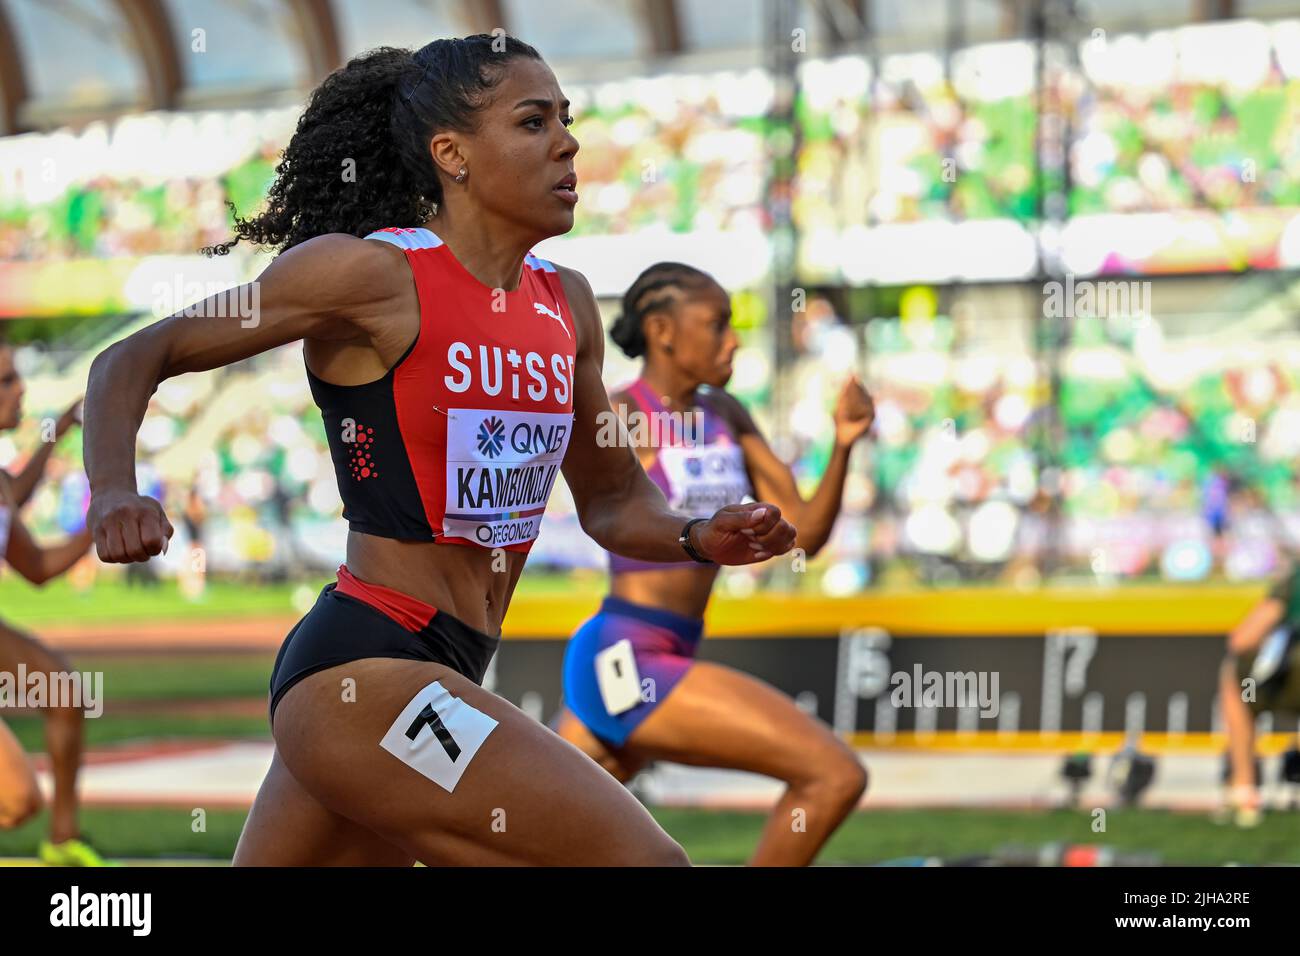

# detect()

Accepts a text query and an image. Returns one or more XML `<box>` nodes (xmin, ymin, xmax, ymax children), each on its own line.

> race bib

<box><xmin>379</xmin><ymin>680</ymin><xmax>499</xmax><ymax>793</ymax></box>
<box><xmin>657</xmin><ymin>443</ymin><xmax>751</xmax><ymax>518</ymax></box>
<box><xmin>443</xmin><ymin>408</ymin><xmax>572</xmax><ymax>547</ymax></box>
<box><xmin>595</xmin><ymin>639</ymin><xmax>643</xmax><ymax>716</ymax></box>
<box><xmin>1251</xmin><ymin>626</ymin><xmax>1292</xmax><ymax>684</ymax></box>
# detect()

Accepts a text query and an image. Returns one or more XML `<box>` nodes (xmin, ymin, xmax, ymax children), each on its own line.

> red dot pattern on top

<box><xmin>348</xmin><ymin>424</ymin><xmax>378</xmax><ymax>480</ymax></box>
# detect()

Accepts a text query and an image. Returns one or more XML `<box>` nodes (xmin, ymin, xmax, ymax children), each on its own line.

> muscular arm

<box><xmin>85</xmin><ymin>234</ymin><xmax>409</xmax><ymax>561</ymax></box>
<box><xmin>557</xmin><ymin>268</ymin><xmax>697</xmax><ymax>562</ymax></box>
<box><xmin>4</xmin><ymin>520</ymin><xmax>92</xmax><ymax>586</ymax></box>
<box><xmin>558</xmin><ymin>267</ymin><xmax>795</xmax><ymax>565</ymax></box>
<box><xmin>714</xmin><ymin>391</ymin><xmax>856</xmax><ymax>558</ymax></box>
<box><xmin>1</xmin><ymin>476</ymin><xmax>91</xmax><ymax>585</ymax></box>
<box><xmin>1228</xmin><ymin>597</ymin><xmax>1284</xmax><ymax>656</ymax></box>
<box><xmin>740</xmin><ymin>422</ymin><xmax>850</xmax><ymax>558</ymax></box>
<box><xmin>10</xmin><ymin>400</ymin><xmax>80</xmax><ymax>508</ymax></box>
<box><xmin>9</xmin><ymin>442</ymin><xmax>56</xmax><ymax>508</ymax></box>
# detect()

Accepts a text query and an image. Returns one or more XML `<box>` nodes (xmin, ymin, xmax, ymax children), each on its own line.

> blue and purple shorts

<box><xmin>562</xmin><ymin>595</ymin><xmax>704</xmax><ymax>747</ymax></box>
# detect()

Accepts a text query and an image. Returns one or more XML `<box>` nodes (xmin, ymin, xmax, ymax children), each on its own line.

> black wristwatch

<box><xmin>678</xmin><ymin>517</ymin><xmax>714</xmax><ymax>564</ymax></box>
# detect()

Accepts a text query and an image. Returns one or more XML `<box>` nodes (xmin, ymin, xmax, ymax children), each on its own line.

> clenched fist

<box><xmin>833</xmin><ymin>375</ymin><xmax>875</xmax><ymax>448</ymax></box>
<box><xmin>88</xmin><ymin>489</ymin><xmax>174</xmax><ymax>563</ymax></box>
<box><xmin>691</xmin><ymin>502</ymin><xmax>797</xmax><ymax>565</ymax></box>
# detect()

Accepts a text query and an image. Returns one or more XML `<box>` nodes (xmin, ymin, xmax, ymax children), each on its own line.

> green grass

<box><xmin>4</xmin><ymin>714</ymin><xmax>271</xmax><ymax>751</ymax></box>
<box><xmin>0</xmin><ymin>807</ymin><xmax>247</xmax><ymax>861</ymax></box>
<box><xmin>2</xmin><ymin>807</ymin><xmax>1298</xmax><ymax>865</ymax></box>
<box><xmin>0</xmin><ymin>571</ymin><xmax>605</xmax><ymax>629</ymax></box>
<box><xmin>0</xmin><ymin>576</ymin><xmax>314</xmax><ymax>627</ymax></box>
<box><xmin>69</xmin><ymin>654</ymin><xmax>275</xmax><ymax>700</ymax></box>
<box><xmin>658</xmin><ymin>807</ymin><xmax>1300</xmax><ymax>866</ymax></box>
<box><xmin>1</xmin><ymin>653</ymin><xmax>275</xmax><ymax>749</ymax></box>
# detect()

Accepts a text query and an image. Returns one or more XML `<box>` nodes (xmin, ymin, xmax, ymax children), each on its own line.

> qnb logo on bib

<box><xmin>445</xmin><ymin>407</ymin><xmax>573</xmax><ymax>546</ymax></box>
<box><xmin>659</xmin><ymin>444</ymin><xmax>751</xmax><ymax>518</ymax></box>
<box><xmin>477</xmin><ymin>416</ymin><xmax>506</xmax><ymax>458</ymax></box>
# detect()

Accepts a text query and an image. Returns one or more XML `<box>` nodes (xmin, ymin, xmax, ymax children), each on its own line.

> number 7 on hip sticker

<box><xmin>595</xmin><ymin>639</ymin><xmax>642</xmax><ymax>716</ymax></box>
<box><xmin>380</xmin><ymin>680</ymin><xmax>498</xmax><ymax>793</ymax></box>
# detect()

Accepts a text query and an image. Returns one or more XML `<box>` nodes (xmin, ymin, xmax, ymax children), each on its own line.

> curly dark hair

<box><xmin>609</xmin><ymin>262</ymin><xmax>717</xmax><ymax>359</ymax></box>
<box><xmin>203</xmin><ymin>35</ymin><xmax>541</xmax><ymax>257</ymax></box>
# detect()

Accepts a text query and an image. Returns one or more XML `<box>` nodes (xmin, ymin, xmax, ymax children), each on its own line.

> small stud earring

<box><xmin>455</xmin><ymin>167</ymin><xmax>467</xmax><ymax>183</ymax></box>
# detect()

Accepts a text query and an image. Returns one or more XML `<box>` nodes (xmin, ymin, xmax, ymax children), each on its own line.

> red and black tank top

<box><xmin>307</xmin><ymin>226</ymin><xmax>577</xmax><ymax>553</ymax></box>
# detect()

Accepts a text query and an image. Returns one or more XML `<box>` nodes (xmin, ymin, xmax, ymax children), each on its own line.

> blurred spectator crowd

<box><xmin>3</xmin><ymin>19</ymin><xmax>1300</xmax><ymax>591</ymax></box>
<box><xmin>4</xmin><ymin>21</ymin><xmax>1299</xmax><ymax>261</ymax></box>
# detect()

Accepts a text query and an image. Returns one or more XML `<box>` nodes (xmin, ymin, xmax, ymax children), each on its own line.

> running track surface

<box><xmin>35</xmin><ymin>616</ymin><xmax>297</xmax><ymax>651</ymax></box>
<box><xmin>14</xmin><ymin>617</ymin><xmax>1275</xmax><ymax>813</ymax></box>
<box><xmin>30</xmin><ymin>743</ymin><xmax>1250</xmax><ymax>813</ymax></box>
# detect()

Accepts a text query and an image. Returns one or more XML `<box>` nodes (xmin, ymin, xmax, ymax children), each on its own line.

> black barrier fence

<box><xmin>492</xmin><ymin>631</ymin><xmax>1300</xmax><ymax>738</ymax></box>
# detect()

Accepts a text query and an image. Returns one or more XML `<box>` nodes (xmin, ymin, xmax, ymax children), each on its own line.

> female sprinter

<box><xmin>82</xmin><ymin>36</ymin><xmax>795</xmax><ymax>867</ymax></box>
<box><xmin>551</xmin><ymin>262</ymin><xmax>874</xmax><ymax>866</ymax></box>
<box><xmin>0</xmin><ymin>344</ymin><xmax>102</xmax><ymax>864</ymax></box>
<box><xmin>1218</xmin><ymin>564</ymin><xmax>1300</xmax><ymax>827</ymax></box>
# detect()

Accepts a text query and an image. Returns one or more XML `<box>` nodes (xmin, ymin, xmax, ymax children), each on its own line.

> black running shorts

<box><xmin>268</xmin><ymin>564</ymin><xmax>499</xmax><ymax>724</ymax></box>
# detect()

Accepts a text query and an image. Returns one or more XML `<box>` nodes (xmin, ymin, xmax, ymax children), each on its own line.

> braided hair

<box><xmin>609</xmin><ymin>262</ymin><xmax>717</xmax><ymax>359</ymax></box>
